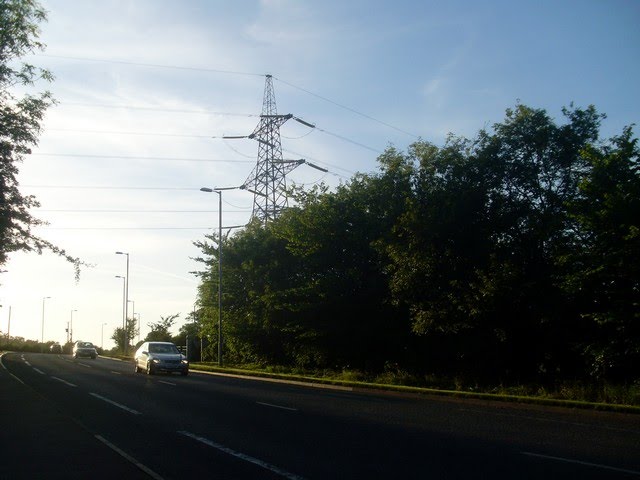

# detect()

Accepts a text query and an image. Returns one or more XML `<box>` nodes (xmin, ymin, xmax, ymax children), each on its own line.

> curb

<box><xmin>188</xmin><ymin>365</ymin><xmax>640</xmax><ymax>415</ymax></box>
<box><xmin>97</xmin><ymin>355</ymin><xmax>640</xmax><ymax>414</ymax></box>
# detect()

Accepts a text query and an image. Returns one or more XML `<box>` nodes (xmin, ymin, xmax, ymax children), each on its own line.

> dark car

<box><xmin>73</xmin><ymin>341</ymin><xmax>97</xmax><ymax>359</ymax></box>
<box><xmin>134</xmin><ymin>341</ymin><xmax>188</xmax><ymax>376</ymax></box>
<box><xmin>49</xmin><ymin>344</ymin><xmax>62</xmax><ymax>354</ymax></box>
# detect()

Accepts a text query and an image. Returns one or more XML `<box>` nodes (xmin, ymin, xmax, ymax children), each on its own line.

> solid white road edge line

<box><xmin>521</xmin><ymin>451</ymin><xmax>640</xmax><ymax>476</ymax></box>
<box><xmin>95</xmin><ymin>435</ymin><xmax>164</xmax><ymax>480</ymax></box>
<box><xmin>158</xmin><ymin>380</ymin><xmax>176</xmax><ymax>386</ymax></box>
<box><xmin>89</xmin><ymin>393</ymin><xmax>141</xmax><ymax>415</ymax></box>
<box><xmin>0</xmin><ymin>353</ymin><xmax>25</xmax><ymax>385</ymax></box>
<box><xmin>178</xmin><ymin>430</ymin><xmax>306</xmax><ymax>480</ymax></box>
<box><xmin>51</xmin><ymin>376</ymin><xmax>77</xmax><ymax>387</ymax></box>
<box><xmin>33</xmin><ymin>368</ymin><xmax>45</xmax><ymax>375</ymax></box>
<box><xmin>256</xmin><ymin>401</ymin><xmax>298</xmax><ymax>412</ymax></box>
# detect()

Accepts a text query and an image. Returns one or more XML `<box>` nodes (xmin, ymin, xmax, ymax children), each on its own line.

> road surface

<box><xmin>1</xmin><ymin>352</ymin><xmax>639</xmax><ymax>479</ymax></box>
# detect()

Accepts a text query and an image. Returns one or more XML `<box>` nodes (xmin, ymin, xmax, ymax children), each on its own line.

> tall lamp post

<box><xmin>115</xmin><ymin>275</ymin><xmax>126</xmax><ymax>353</ymax></box>
<box><xmin>128</xmin><ymin>299</ymin><xmax>135</xmax><ymax>339</ymax></box>
<box><xmin>201</xmin><ymin>186</ymin><xmax>233</xmax><ymax>366</ymax></box>
<box><xmin>134</xmin><ymin>313</ymin><xmax>141</xmax><ymax>343</ymax></box>
<box><xmin>116</xmin><ymin>251</ymin><xmax>130</xmax><ymax>354</ymax></box>
<box><xmin>0</xmin><ymin>304</ymin><xmax>10</xmax><ymax>339</ymax></box>
<box><xmin>101</xmin><ymin>323</ymin><xmax>107</xmax><ymax>349</ymax></box>
<box><xmin>6</xmin><ymin>306</ymin><xmax>11</xmax><ymax>338</ymax></box>
<box><xmin>70</xmin><ymin>309</ymin><xmax>77</xmax><ymax>343</ymax></box>
<box><xmin>41</xmin><ymin>296</ymin><xmax>51</xmax><ymax>345</ymax></box>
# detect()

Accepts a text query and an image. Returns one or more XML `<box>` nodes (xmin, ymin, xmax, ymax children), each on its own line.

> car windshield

<box><xmin>149</xmin><ymin>344</ymin><xmax>178</xmax><ymax>354</ymax></box>
<box><xmin>79</xmin><ymin>342</ymin><xmax>93</xmax><ymax>348</ymax></box>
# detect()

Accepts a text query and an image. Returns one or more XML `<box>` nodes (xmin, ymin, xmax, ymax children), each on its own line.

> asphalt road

<box><xmin>1</xmin><ymin>352</ymin><xmax>639</xmax><ymax>479</ymax></box>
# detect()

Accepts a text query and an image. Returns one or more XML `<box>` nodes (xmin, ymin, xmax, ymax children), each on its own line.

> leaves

<box><xmin>192</xmin><ymin>104</ymin><xmax>639</xmax><ymax>383</ymax></box>
<box><xmin>145</xmin><ymin>314</ymin><xmax>180</xmax><ymax>342</ymax></box>
<box><xmin>1</xmin><ymin>0</ymin><xmax>82</xmax><ymax>278</ymax></box>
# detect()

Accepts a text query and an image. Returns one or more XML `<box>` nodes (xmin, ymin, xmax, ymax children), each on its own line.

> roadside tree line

<box><xmin>192</xmin><ymin>103</ymin><xmax>638</xmax><ymax>385</ymax></box>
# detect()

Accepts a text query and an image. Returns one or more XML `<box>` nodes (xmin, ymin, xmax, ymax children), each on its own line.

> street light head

<box><xmin>200</xmin><ymin>187</ymin><xmax>213</xmax><ymax>193</ymax></box>
<box><xmin>115</xmin><ymin>251</ymin><xmax>128</xmax><ymax>255</ymax></box>
<box><xmin>115</xmin><ymin>275</ymin><xmax>124</xmax><ymax>279</ymax></box>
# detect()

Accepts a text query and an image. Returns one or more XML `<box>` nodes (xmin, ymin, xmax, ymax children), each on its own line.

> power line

<box><xmin>31</xmin><ymin>153</ymin><xmax>255</xmax><ymax>164</ymax></box>
<box><xmin>281</xmin><ymin>148</ymin><xmax>355</xmax><ymax>177</ymax></box>
<box><xmin>47</xmin><ymin>128</ymin><xmax>216</xmax><ymax>139</ymax></box>
<box><xmin>46</xmin><ymin>124</ymin><xmax>384</xmax><ymax>156</ymax></box>
<box><xmin>22</xmin><ymin>185</ymin><xmax>203</xmax><ymax>191</ymax></box>
<box><xmin>36</xmin><ymin>54</ymin><xmax>415</xmax><ymax>140</ymax></box>
<box><xmin>273</xmin><ymin>76</ymin><xmax>419</xmax><ymax>139</ymax></box>
<box><xmin>40</xmin><ymin>226</ymin><xmax>219</xmax><ymax>230</ymax></box>
<box><xmin>55</xmin><ymin>101</ymin><xmax>258</xmax><ymax>117</ymax></box>
<box><xmin>42</xmin><ymin>122</ymin><xmax>384</xmax><ymax>163</ymax></box>
<box><xmin>314</xmin><ymin>126</ymin><xmax>382</xmax><ymax>154</ymax></box>
<box><xmin>37</xmin><ymin>209</ymin><xmax>243</xmax><ymax>213</ymax></box>
<box><xmin>36</xmin><ymin>54</ymin><xmax>264</xmax><ymax>77</ymax></box>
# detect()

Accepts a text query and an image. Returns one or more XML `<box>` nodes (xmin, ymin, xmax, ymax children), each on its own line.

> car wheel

<box><xmin>181</xmin><ymin>370</ymin><xmax>188</xmax><ymax>376</ymax></box>
<box><xmin>146</xmin><ymin>362</ymin><xmax>155</xmax><ymax>375</ymax></box>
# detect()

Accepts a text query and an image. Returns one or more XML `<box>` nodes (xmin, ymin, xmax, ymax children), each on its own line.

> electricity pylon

<box><xmin>224</xmin><ymin>74</ymin><xmax>326</xmax><ymax>223</ymax></box>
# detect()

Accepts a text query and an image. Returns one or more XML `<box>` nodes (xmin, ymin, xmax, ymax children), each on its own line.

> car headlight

<box><xmin>152</xmin><ymin>358</ymin><xmax>160</xmax><ymax>364</ymax></box>
<box><xmin>181</xmin><ymin>359</ymin><xmax>189</xmax><ymax>365</ymax></box>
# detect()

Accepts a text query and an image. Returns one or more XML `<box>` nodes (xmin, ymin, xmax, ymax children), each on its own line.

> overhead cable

<box><xmin>31</xmin><ymin>153</ymin><xmax>254</xmax><ymax>163</ymax></box>
<box><xmin>55</xmin><ymin>101</ymin><xmax>258</xmax><ymax>117</ymax></box>
<box><xmin>273</xmin><ymin>76</ymin><xmax>419</xmax><ymax>139</ymax></box>
<box><xmin>36</xmin><ymin>54</ymin><xmax>264</xmax><ymax>77</ymax></box>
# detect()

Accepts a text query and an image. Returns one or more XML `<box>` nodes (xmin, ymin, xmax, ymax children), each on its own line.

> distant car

<box><xmin>49</xmin><ymin>344</ymin><xmax>62</xmax><ymax>354</ymax></box>
<box><xmin>73</xmin><ymin>341</ymin><xmax>97</xmax><ymax>359</ymax></box>
<box><xmin>134</xmin><ymin>341</ymin><xmax>188</xmax><ymax>376</ymax></box>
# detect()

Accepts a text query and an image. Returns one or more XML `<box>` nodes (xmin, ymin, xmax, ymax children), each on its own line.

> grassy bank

<box><xmin>189</xmin><ymin>362</ymin><xmax>640</xmax><ymax>414</ymax></box>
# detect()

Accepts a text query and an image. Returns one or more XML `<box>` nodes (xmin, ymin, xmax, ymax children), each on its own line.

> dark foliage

<box><xmin>193</xmin><ymin>104</ymin><xmax>639</xmax><ymax>385</ymax></box>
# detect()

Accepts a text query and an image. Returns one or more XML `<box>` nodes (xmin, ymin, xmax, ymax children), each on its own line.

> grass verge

<box><xmin>188</xmin><ymin>362</ymin><xmax>640</xmax><ymax>414</ymax></box>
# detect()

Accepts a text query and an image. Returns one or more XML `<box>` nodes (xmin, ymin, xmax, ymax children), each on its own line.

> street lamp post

<box><xmin>101</xmin><ymin>323</ymin><xmax>107</xmax><ymax>349</ymax></box>
<box><xmin>70</xmin><ymin>309</ymin><xmax>77</xmax><ymax>343</ymax></box>
<box><xmin>128</xmin><ymin>299</ymin><xmax>135</xmax><ymax>338</ymax></box>
<box><xmin>115</xmin><ymin>275</ymin><xmax>126</xmax><ymax>353</ymax></box>
<box><xmin>116</xmin><ymin>252</ymin><xmax>130</xmax><ymax>354</ymax></box>
<box><xmin>134</xmin><ymin>312</ymin><xmax>141</xmax><ymax>343</ymax></box>
<box><xmin>6</xmin><ymin>306</ymin><xmax>11</xmax><ymax>338</ymax></box>
<box><xmin>41</xmin><ymin>296</ymin><xmax>51</xmax><ymax>345</ymax></box>
<box><xmin>201</xmin><ymin>186</ymin><xmax>232</xmax><ymax>366</ymax></box>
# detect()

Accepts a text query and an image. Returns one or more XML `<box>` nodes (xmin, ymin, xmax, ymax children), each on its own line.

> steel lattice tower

<box><xmin>242</xmin><ymin>75</ymin><xmax>295</xmax><ymax>222</ymax></box>
<box><xmin>225</xmin><ymin>74</ymin><xmax>326</xmax><ymax>223</ymax></box>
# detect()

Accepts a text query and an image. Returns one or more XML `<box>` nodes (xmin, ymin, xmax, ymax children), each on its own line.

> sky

<box><xmin>1</xmin><ymin>0</ymin><xmax>638</xmax><ymax>349</ymax></box>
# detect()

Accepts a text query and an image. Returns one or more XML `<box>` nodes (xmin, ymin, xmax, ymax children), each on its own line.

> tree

<box><xmin>192</xmin><ymin>101</ymin><xmax>638</xmax><ymax>385</ymax></box>
<box><xmin>193</xmin><ymin>157</ymin><xmax>413</xmax><ymax>370</ymax></box>
<box><xmin>385</xmin><ymin>105</ymin><xmax>607</xmax><ymax>380</ymax></box>
<box><xmin>0</xmin><ymin>0</ymin><xmax>80</xmax><ymax>275</ymax></box>
<box><xmin>563</xmin><ymin>126</ymin><xmax>640</xmax><ymax>378</ymax></box>
<box><xmin>145</xmin><ymin>314</ymin><xmax>179</xmax><ymax>342</ymax></box>
<box><xmin>172</xmin><ymin>319</ymin><xmax>199</xmax><ymax>348</ymax></box>
<box><xmin>110</xmin><ymin>317</ymin><xmax>137</xmax><ymax>354</ymax></box>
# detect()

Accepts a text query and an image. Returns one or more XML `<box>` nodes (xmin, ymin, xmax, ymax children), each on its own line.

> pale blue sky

<box><xmin>1</xmin><ymin>0</ymin><xmax>638</xmax><ymax>347</ymax></box>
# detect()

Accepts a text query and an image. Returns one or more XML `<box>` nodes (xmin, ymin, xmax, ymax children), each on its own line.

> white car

<box><xmin>134</xmin><ymin>341</ymin><xmax>188</xmax><ymax>376</ymax></box>
<box><xmin>73</xmin><ymin>341</ymin><xmax>97</xmax><ymax>359</ymax></box>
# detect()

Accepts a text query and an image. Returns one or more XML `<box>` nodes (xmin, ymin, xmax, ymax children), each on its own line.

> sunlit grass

<box><xmin>188</xmin><ymin>361</ymin><xmax>640</xmax><ymax>412</ymax></box>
